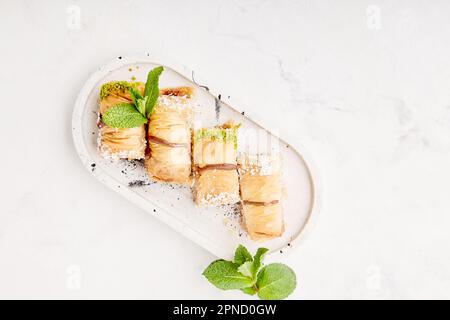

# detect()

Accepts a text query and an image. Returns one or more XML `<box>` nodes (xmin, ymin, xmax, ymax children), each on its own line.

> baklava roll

<box><xmin>145</xmin><ymin>87</ymin><xmax>193</xmax><ymax>184</ymax></box>
<box><xmin>238</xmin><ymin>154</ymin><xmax>284</xmax><ymax>241</ymax></box>
<box><xmin>193</xmin><ymin>123</ymin><xmax>240</xmax><ymax>206</ymax></box>
<box><xmin>98</xmin><ymin>81</ymin><xmax>146</xmax><ymax>159</ymax></box>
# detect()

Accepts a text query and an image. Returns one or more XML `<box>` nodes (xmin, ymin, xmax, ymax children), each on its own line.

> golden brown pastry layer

<box><xmin>99</xmin><ymin>125</ymin><xmax>146</xmax><ymax>159</ymax></box>
<box><xmin>145</xmin><ymin>87</ymin><xmax>193</xmax><ymax>184</ymax></box>
<box><xmin>239</xmin><ymin>174</ymin><xmax>282</xmax><ymax>204</ymax></box>
<box><xmin>160</xmin><ymin>87</ymin><xmax>193</xmax><ymax>98</ymax></box>
<box><xmin>242</xmin><ymin>203</ymin><xmax>284</xmax><ymax>240</ymax></box>
<box><xmin>98</xmin><ymin>82</ymin><xmax>146</xmax><ymax>160</ymax></box>
<box><xmin>145</xmin><ymin>140</ymin><xmax>191</xmax><ymax>183</ymax></box>
<box><xmin>193</xmin><ymin>124</ymin><xmax>240</xmax><ymax>206</ymax></box>
<box><xmin>238</xmin><ymin>154</ymin><xmax>284</xmax><ymax>241</ymax></box>
<box><xmin>194</xmin><ymin>169</ymin><xmax>240</xmax><ymax>206</ymax></box>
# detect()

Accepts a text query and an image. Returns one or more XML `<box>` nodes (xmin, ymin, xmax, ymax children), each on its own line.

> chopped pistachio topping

<box><xmin>99</xmin><ymin>81</ymin><xmax>144</xmax><ymax>100</ymax></box>
<box><xmin>99</xmin><ymin>81</ymin><xmax>132</xmax><ymax>100</ymax></box>
<box><xmin>194</xmin><ymin>125</ymin><xmax>240</xmax><ymax>149</ymax></box>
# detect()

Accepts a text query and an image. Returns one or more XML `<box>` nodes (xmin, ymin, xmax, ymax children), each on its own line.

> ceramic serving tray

<box><xmin>72</xmin><ymin>54</ymin><xmax>320</xmax><ymax>258</ymax></box>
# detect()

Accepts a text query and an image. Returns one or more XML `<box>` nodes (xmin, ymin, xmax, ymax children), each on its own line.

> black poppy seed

<box><xmin>241</xmin><ymin>111</ymin><xmax>245</xmax><ymax>115</ymax></box>
<box><xmin>128</xmin><ymin>180</ymin><xmax>151</xmax><ymax>187</ymax></box>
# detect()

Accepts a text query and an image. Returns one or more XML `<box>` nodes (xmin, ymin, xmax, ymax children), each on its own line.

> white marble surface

<box><xmin>1</xmin><ymin>0</ymin><xmax>450</xmax><ymax>299</ymax></box>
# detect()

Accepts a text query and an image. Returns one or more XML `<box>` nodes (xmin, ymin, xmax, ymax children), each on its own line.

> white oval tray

<box><xmin>72</xmin><ymin>55</ymin><xmax>320</xmax><ymax>259</ymax></box>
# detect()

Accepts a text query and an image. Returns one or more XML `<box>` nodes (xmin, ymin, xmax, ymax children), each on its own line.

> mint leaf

<box><xmin>144</xmin><ymin>66</ymin><xmax>164</xmax><ymax>118</ymax></box>
<box><xmin>136</xmin><ymin>97</ymin><xmax>148</xmax><ymax>116</ymax></box>
<box><xmin>203</xmin><ymin>260</ymin><xmax>254</xmax><ymax>290</ymax></box>
<box><xmin>241</xmin><ymin>287</ymin><xmax>257</xmax><ymax>296</ymax></box>
<box><xmin>102</xmin><ymin>103</ymin><xmax>148</xmax><ymax>128</ymax></box>
<box><xmin>251</xmin><ymin>247</ymin><xmax>269</xmax><ymax>278</ymax></box>
<box><xmin>256</xmin><ymin>263</ymin><xmax>297</xmax><ymax>300</ymax></box>
<box><xmin>237</xmin><ymin>261</ymin><xmax>253</xmax><ymax>278</ymax></box>
<box><xmin>129</xmin><ymin>86</ymin><xmax>148</xmax><ymax>116</ymax></box>
<box><xmin>234</xmin><ymin>245</ymin><xmax>253</xmax><ymax>265</ymax></box>
<box><xmin>129</xmin><ymin>86</ymin><xmax>143</xmax><ymax>105</ymax></box>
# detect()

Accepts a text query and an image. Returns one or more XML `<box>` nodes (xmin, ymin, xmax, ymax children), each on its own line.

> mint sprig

<box><xmin>202</xmin><ymin>245</ymin><xmax>297</xmax><ymax>300</ymax></box>
<box><xmin>101</xmin><ymin>66</ymin><xmax>164</xmax><ymax>128</ymax></box>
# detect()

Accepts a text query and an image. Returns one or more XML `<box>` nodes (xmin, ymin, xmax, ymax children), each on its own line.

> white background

<box><xmin>1</xmin><ymin>0</ymin><xmax>450</xmax><ymax>299</ymax></box>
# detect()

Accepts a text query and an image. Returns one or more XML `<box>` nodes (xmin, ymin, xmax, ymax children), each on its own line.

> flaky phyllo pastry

<box><xmin>238</xmin><ymin>154</ymin><xmax>284</xmax><ymax>241</ymax></box>
<box><xmin>145</xmin><ymin>87</ymin><xmax>193</xmax><ymax>184</ymax></box>
<box><xmin>193</xmin><ymin>123</ymin><xmax>240</xmax><ymax>206</ymax></box>
<box><xmin>98</xmin><ymin>81</ymin><xmax>146</xmax><ymax>159</ymax></box>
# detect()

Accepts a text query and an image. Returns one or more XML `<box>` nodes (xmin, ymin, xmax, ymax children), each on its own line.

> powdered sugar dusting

<box><xmin>199</xmin><ymin>192</ymin><xmax>241</xmax><ymax>206</ymax></box>
<box><xmin>98</xmin><ymin>130</ymin><xmax>146</xmax><ymax>160</ymax></box>
<box><xmin>238</xmin><ymin>153</ymin><xmax>281</xmax><ymax>176</ymax></box>
<box><xmin>158</xmin><ymin>95</ymin><xmax>193</xmax><ymax>111</ymax></box>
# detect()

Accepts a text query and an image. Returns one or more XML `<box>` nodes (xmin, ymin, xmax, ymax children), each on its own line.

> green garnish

<box><xmin>202</xmin><ymin>245</ymin><xmax>297</xmax><ymax>300</ymax></box>
<box><xmin>194</xmin><ymin>125</ymin><xmax>239</xmax><ymax>149</ymax></box>
<box><xmin>101</xmin><ymin>66</ymin><xmax>164</xmax><ymax>128</ymax></box>
<box><xmin>99</xmin><ymin>81</ymin><xmax>131</xmax><ymax>100</ymax></box>
<box><xmin>129</xmin><ymin>86</ymin><xmax>146</xmax><ymax>115</ymax></box>
<box><xmin>101</xmin><ymin>103</ymin><xmax>147</xmax><ymax>128</ymax></box>
<box><xmin>256</xmin><ymin>263</ymin><xmax>296</xmax><ymax>300</ymax></box>
<box><xmin>144</xmin><ymin>66</ymin><xmax>164</xmax><ymax>118</ymax></box>
<box><xmin>202</xmin><ymin>260</ymin><xmax>254</xmax><ymax>290</ymax></box>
